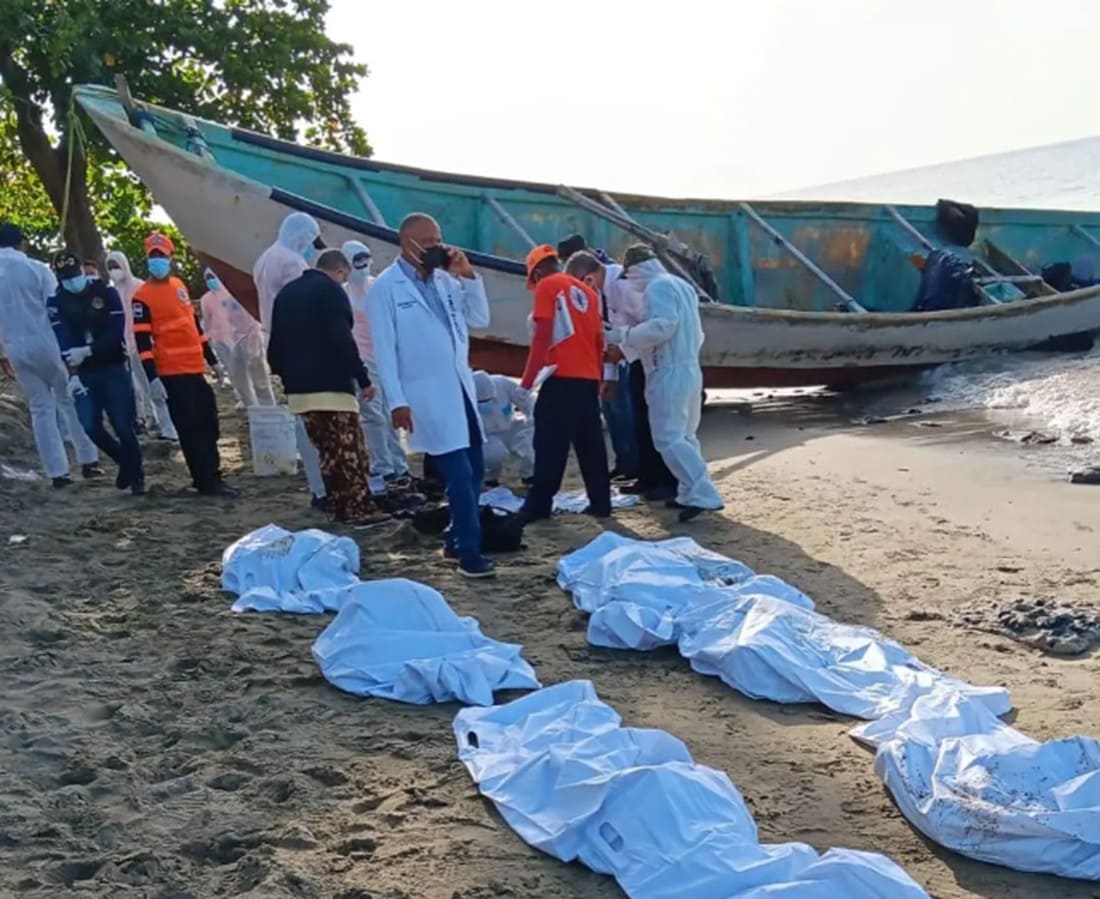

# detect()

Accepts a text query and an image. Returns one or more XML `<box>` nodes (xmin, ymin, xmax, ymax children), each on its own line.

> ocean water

<box><xmin>785</xmin><ymin>137</ymin><xmax>1100</xmax><ymax>445</ymax></box>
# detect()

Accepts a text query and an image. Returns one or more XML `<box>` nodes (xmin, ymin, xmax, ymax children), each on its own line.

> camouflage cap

<box><xmin>620</xmin><ymin>243</ymin><xmax>657</xmax><ymax>274</ymax></box>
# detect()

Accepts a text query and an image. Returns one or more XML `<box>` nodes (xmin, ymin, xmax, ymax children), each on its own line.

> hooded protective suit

<box><xmin>253</xmin><ymin>212</ymin><xmax>320</xmax><ymax>339</ymax></box>
<box><xmin>473</xmin><ymin>370</ymin><xmax>534</xmax><ymax>481</ymax></box>
<box><xmin>253</xmin><ymin>213</ymin><xmax>325</xmax><ymax>499</ymax></box>
<box><xmin>0</xmin><ymin>245</ymin><xmax>98</xmax><ymax>477</ymax></box>
<box><xmin>342</xmin><ymin>240</ymin><xmax>407</xmax><ymax>487</ymax></box>
<box><xmin>610</xmin><ymin>260</ymin><xmax>722</xmax><ymax>511</ymax></box>
<box><xmin>199</xmin><ymin>268</ymin><xmax>274</xmax><ymax>408</ymax></box>
<box><xmin>106</xmin><ymin>250</ymin><xmax>178</xmax><ymax>440</ymax></box>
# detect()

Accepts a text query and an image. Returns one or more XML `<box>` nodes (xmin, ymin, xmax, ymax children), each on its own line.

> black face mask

<box><xmin>419</xmin><ymin>244</ymin><xmax>450</xmax><ymax>272</ymax></box>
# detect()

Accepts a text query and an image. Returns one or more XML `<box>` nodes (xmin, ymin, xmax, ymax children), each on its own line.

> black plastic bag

<box><xmin>935</xmin><ymin>199</ymin><xmax>979</xmax><ymax>247</ymax></box>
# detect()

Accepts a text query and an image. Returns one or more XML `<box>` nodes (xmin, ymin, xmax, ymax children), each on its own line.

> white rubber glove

<box><xmin>604</xmin><ymin>325</ymin><xmax>628</xmax><ymax>345</ymax></box>
<box><xmin>215</xmin><ymin>363</ymin><xmax>230</xmax><ymax>387</ymax></box>
<box><xmin>64</xmin><ymin>346</ymin><xmax>93</xmax><ymax>366</ymax></box>
<box><xmin>148</xmin><ymin>377</ymin><xmax>168</xmax><ymax>402</ymax></box>
<box><xmin>67</xmin><ymin>375</ymin><xmax>87</xmax><ymax>397</ymax></box>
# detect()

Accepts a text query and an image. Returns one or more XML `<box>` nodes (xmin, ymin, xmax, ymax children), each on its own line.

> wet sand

<box><xmin>2</xmin><ymin>382</ymin><xmax>1099</xmax><ymax>898</ymax></box>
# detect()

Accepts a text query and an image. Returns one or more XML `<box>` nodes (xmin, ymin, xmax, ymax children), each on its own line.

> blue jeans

<box><xmin>603</xmin><ymin>360</ymin><xmax>638</xmax><ymax>476</ymax></box>
<box><xmin>428</xmin><ymin>396</ymin><xmax>484</xmax><ymax>559</ymax></box>
<box><xmin>75</xmin><ymin>365</ymin><xmax>144</xmax><ymax>486</ymax></box>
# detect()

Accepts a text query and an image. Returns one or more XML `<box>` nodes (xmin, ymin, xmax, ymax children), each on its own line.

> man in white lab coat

<box><xmin>367</xmin><ymin>213</ymin><xmax>495</xmax><ymax>578</ymax></box>
<box><xmin>0</xmin><ymin>223</ymin><xmax>101</xmax><ymax>486</ymax></box>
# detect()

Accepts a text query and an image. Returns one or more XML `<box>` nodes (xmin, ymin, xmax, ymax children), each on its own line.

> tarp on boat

<box><xmin>221</xmin><ymin>523</ymin><xmax>359</xmax><ymax>613</ymax></box>
<box><xmin>312</xmin><ymin>578</ymin><xmax>540</xmax><ymax>706</ymax></box>
<box><xmin>454</xmin><ymin>680</ymin><xmax>931</xmax><ymax>898</ymax></box>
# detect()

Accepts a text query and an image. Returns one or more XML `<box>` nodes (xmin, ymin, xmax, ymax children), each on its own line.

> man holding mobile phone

<box><xmin>367</xmin><ymin>213</ymin><xmax>495</xmax><ymax>578</ymax></box>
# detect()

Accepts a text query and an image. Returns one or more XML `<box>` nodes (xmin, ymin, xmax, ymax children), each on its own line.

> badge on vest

<box><xmin>91</xmin><ymin>296</ymin><xmax>104</xmax><ymax>310</ymax></box>
<box><xmin>177</xmin><ymin>288</ymin><xmax>189</xmax><ymax>303</ymax></box>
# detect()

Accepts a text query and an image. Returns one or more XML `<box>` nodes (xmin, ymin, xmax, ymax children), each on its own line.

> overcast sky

<box><xmin>326</xmin><ymin>0</ymin><xmax>1098</xmax><ymax>198</ymax></box>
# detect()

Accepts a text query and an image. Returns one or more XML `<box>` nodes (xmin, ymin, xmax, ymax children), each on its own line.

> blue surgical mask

<box><xmin>349</xmin><ymin>265</ymin><xmax>370</xmax><ymax>284</ymax></box>
<box><xmin>61</xmin><ymin>275</ymin><xmax>88</xmax><ymax>294</ymax></box>
<box><xmin>148</xmin><ymin>257</ymin><xmax>171</xmax><ymax>279</ymax></box>
<box><xmin>303</xmin><ymin>244</ymin><xmax>318</xmax><ymax>264</ymax></box>
<box><xmin>205</xmin><ymin>277</ymin><xmax>220</xmax><ymax>292</ymax></box>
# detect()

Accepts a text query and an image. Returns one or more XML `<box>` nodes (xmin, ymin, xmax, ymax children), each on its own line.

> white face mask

<box><xmin>108</xmin><ymin>268</ymin><xmax>124</xmax><ymax>283</ymax></box>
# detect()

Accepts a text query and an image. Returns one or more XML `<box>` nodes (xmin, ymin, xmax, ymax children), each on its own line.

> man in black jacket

<box><xmin>48</xmin><ymin>251</ymin><xmax>143</xmax><ymax>494</ymax></box>
<box><xmin>267</xmin><ymin>249</ymin><xmax>388</xmax><ymax>527</ymax></box>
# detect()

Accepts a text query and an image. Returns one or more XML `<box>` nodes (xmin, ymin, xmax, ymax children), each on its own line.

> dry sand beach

<box><xmin>2</xmin><ymin>381</ymin><xmax>1100</xmax><ymax>899</ymax></box>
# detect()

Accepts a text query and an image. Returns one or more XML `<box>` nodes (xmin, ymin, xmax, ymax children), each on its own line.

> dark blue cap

<box><xmin>0</xmin><ymin>222</ymin><xmax>23</xmax><ymax>248</ymax></box>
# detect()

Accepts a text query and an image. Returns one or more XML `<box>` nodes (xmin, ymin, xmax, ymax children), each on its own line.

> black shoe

<box><xmin>459</xmin><ymin>555</ymin><xmax>496</xmax><ymax>578</ymax></box>
<box><xmin>678</xmin><ymin>505</ymin><xmax>717</xmax><ymax>522</ymax></box>
<box><xmin>483</xmin><ymin>479</ymin><xmax>501</xmax><ymax>489</ymax></box>
<box><xmin>115</xmin><ymin>470</ymin><xmax>131</xmax><ymax>490</ymax></box>
<box><xmin>130</xmin><ymin>480</ymin><xmax>147</xmax><ymax>497</ymax></box>
<box><xmin>644</xmin><ymin>485</ymin><xmax>677</xmax><ymax>502</ymax></box>
<box><xmin>619</xmin><ymin>480</ymin><xmax>651</xmax><ymax>496</ymax></box>
<box><xmin>310</xmin><ymin>494</ymin><xmax>330</xmax><ymax>513</ymax></box>
<box><xmin>582</xmin><ymin>505</ymin><xmax>612</xmax><ymax>519</ymax></box>
<box><xmin>198</xmin><ymin>480</ymin><xmax>240</xmax><ymax>498</ymax></box>
<box><xmin>82</xmin><ymin>463</ymin><xmax>105</xmax><ymax>479</ymax></box>
<box><xmin>440</xmin><ymin>545</ymin><xmax>460</xmax><ymax>561</ymax></box>
<box><xmin>665</xmin><ymin>499</ymin><xmax>686</xmax><ymax>509</ymax></box>
<box><xmin>52</xmin><ymin>476</ymin><xmax>73</xmax><ymax>489</ymax></box>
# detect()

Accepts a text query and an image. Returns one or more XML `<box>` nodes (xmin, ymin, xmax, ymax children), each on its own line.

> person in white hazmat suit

<box><xmin>0</xmin><ymin>222</ymin><xmax>102</xmax><ymax>485</ymax></box>
<box><xmin>605</xmin><ymin>245</ymin><xmax>722</xmax><ymax>521</ymax></box>
<box><xmin>473</xmin><ymin>370</ymin><xmax>534</xmax><ymax>485</ymax></box>
<box><xmin>199</xmin><ymin>268</ymin><xmax>274</xmax><ymax>408</ymax></box>
<box><xmin>341</xmin><ymin>240</ymin><xmax>410</xmax><ymax>492</ymax></box>
<box><xmin>105</xmin><ymin>250</ymin><xmax>179</xmax><ymax>440</ymax></box>
<box><xmin>253</xmin><ymin>212</ymin><xmax>327</xmax><ymax>508</ymax></box>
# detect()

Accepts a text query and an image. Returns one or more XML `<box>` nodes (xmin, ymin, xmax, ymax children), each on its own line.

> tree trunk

<box><xmin>1</xmin><ymin>58</ymin><xmax>105</xmax><ymax>263</ymax></box>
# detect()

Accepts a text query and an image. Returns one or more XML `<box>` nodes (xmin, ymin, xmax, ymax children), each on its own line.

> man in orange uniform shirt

<box><xmin>132</xmin><ymin>233</ymin><xmax>237</xmax><ymax>497</ymax></box>
<box><xmin>518</xmin><ymin>245</ymin><xmax>611</xmax><ymax>521</ymax></box>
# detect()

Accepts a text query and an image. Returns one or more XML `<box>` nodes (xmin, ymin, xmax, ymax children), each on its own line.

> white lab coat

<box><xmin>0</xmin><ymin>247</ymin><xmax>98</xmax><ymax>477</ymax></box>
<box><xmin>618</xmin><ymin>266</ymin><xmax>722</xmax><ymax>510</ymax></box>
<box><xmin>367</xmin><ymin>260</ymin><xmax>490</xmax><ymax>456</ymax></box>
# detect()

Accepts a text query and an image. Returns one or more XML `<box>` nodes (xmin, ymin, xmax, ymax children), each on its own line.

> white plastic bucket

<box><xmin>247</xmin><ymin>406</ymin><xmax>298</xmax><ymax>477</ymax></box>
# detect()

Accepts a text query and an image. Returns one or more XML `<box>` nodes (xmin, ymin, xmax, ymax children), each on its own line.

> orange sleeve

<box><xmin>532</xmin><ymin>278</ymin><xmax>556</xmax><ymax>321</ymax></box>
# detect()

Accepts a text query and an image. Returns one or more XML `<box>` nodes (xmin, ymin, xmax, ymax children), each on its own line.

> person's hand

<box><xmin>148</xmin><ymin>378</ymin><xmax>168</xmax><ymax>402</ymax></box>
<box><xmin>361</xmin><ymin>384</ymin><xmax>376</xmax><ymax>402</ymax></box>
<box><xmin>599</xmin><ymin>381</ymin><xmax>616</xmax><ymax>402</ymax></box>
<box><xmin>446</xmin><ymin>247</ymin><xmax>475</xmax><ymax>279</ymax></box>
<box><xmin>605</xmin><ymin>325</ymin><xmax>627</xmax><ymax>345</ymax></box>
<box><xmin>391</xmin><ymin>405</ymin><xmax>413</xmax><ymax>432</ymax></box>
<box><xmin>0</xmin><ymin>358</ymin><xmax>14</xmax><ymax>379</ymax></box>
<box><xmin>67</xmin><ymin>375</ymin><xmax>87</xmax><ymax>398</ymax></box>
<box><xmin>64</xmin><ymin>347</ymin><xmax>93</xmax><ymax>367</ymax></box>
<box><xmin>605</xmin><ymin>344</ymin><xmax>624</xmax><ymax>364</ymax></box>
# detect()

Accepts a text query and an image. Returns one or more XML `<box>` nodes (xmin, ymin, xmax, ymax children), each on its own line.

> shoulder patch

<box><xmin>133</xmin><ymin>303</ymin><xmax>145</xmax><ymax>320</ymax></box>
<box><xmin>568</xmin><ymin>285</ymin><xmax>590</xmax><ymax>314</ymax></box>
<box><xmin>177</xmin><ymin>288</ymin><xmax>189</xmax><ymax>303</ymax></box>
<box><xmin>91</xmin><ymin>295</ymin><xmax>104</xmax><ymax>310</ymax></box>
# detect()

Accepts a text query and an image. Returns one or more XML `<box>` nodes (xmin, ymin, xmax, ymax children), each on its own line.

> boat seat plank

<box><xmin>346</xmin><ymin>176</ymin><xmax>387</xmax><ymax>226</ymax></box>
<box><xmin>482</xmin><ymin>194</ymin><xmax>536</xmax><ymax>249</ymax></box>
<box><xmin>983</xmin><ymin>239</ymin><xmax>1056</xmax><ymax>296</ymax></box>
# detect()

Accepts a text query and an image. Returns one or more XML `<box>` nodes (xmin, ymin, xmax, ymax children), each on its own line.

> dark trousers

<box><xmin>602</xmin><ymin>360</ymin><xmax>638</xmax><ymax>477</ymax></box>
<box><xmin>629</xmin><ymin>360</ymin><xmax>675</xmax><ymax>488</ymax></box>
<box><xmin>75</xmin><ymin>364</ymin><xmax>144</xmax><ymax>487</ymax></box>
<box><xmin>428</xmin><ymin>396</ymin><xmax>484</xmax><ymax>559</ymax></box>
<box><xmin>163</xmin><ymin>373</ymin><xmax>221</xmax><ymax>492</ymax></box>
<box><xmin>523</xmin><ymin>376</ymin><xmax>611</xmax><ymax>519</ymax></box>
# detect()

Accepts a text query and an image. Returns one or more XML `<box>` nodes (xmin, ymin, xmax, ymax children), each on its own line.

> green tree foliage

<box><xmin>0</xmin><ymin>0</ymin><xmax>368</xmax><ymax>269</ymax></box>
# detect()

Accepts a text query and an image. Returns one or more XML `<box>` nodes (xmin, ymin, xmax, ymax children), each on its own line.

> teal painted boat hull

<box><xmin>75</xmin><ymin>85</ymin><xmax>1100</xmax><ymax>387</ymax></box>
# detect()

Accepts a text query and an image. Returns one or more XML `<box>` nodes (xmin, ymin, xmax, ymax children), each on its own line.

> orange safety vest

<box><xmin>132</xmin><ymin>277</ymin><xmax>208</xmax><ymax>376</ymax></box>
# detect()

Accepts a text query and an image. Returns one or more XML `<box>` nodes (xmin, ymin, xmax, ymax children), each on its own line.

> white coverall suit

<box><xmin>106</xmin><ymin>250</ymin><xmax>178</xmax><ymax>440</ymax></box>
<box><xmin>343</xmin><ymin>240</ymin><xmax>408</xmax><ymax>491</ymax></box>
<box><xmin>611</xmin><ymin>260</ymin><xmax>722</xmax><ymax>511</ymax></box>
<box><xmin>0</xmin><ymin>247</ymin><xmax>99</xmax><ymax>477</ymax></box>
<box><xmin>473</xmin><ymin>370</ymin><xmax>535</xmax><ymax>481</ymax></box>
<box><xmin>199</xmin><ymin>270</ymin><xmax>274</xmax><ymax>409</ymax></box>
<box><xmin>253</xmin><ymin>212</ymin><xmax>325</xmax><ymax>499</ymax></box>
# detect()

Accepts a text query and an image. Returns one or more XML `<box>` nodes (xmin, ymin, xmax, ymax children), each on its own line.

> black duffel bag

<box><xmin>411</xmin><ymin>502</ymin><xmax>526</xmax><ymax>553</ymax></box>
<box><xmin>936</xmin><ymin>198</ymin><xmax>979</xmax><ymax>247</ymax></box>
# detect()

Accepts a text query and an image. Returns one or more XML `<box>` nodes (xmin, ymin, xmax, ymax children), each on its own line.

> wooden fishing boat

<box><xmin>75</xmin><ymin>83</ymin><xmax>1100</xmax><ymax>388</ymax></box>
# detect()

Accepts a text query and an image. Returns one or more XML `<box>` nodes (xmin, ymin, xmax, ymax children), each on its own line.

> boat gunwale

<box><xmin>73</xmin><ymin>83</ymin><xmax>1100</xmax><ymax>332</ymax></box>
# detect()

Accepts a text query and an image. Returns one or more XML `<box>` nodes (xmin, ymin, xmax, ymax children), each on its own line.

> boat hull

<box><xmin>82</xmin><ymin>94</ymin><xmax>1100</xmax><ymax>389</ymax></box>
